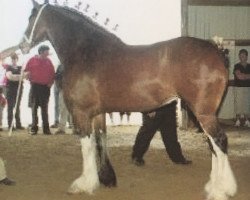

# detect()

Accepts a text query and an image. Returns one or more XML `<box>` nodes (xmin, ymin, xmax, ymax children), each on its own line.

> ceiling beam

<box><xmin>188</xmin><ymin>0</ymin><xmax>250</xmax><ymax>6</ymax></box>
<box><xmin>234</xmin><ymin>39</ymin><xmax>250</xmax><ymax>46</ymax></box>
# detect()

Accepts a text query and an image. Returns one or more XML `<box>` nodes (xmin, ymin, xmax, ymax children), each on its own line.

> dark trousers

<box><xmin>132</xmin><ymin>101</ymin><xmax>186</xmax><ymax>162</ymax></box>
<box><xmin>6</xmin><ymin>87</ymin><xmax>22</xmax><ymax>128</ymax></box>
<box><xmin>30</xmin><ymin>83</ymin><xmax>50</xmax><ymax>132</ymax></box>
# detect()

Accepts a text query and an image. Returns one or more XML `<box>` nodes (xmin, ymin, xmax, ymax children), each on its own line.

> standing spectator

<box><xmin>54</xmin><ymin>64</ymin><xmax>72</xmax><ymax>134</ymax></box>
<box><xmin>108</xmin><ymin>112</ymin><xmax>131</xmax><ymax>126</ymax></box>
<box><xmin>132</xmin><ymin>102</ymin><xmax>191</xmax><ymax>166</ymax></box>
<box><xmin>0</xmin><ymin>157</ymin><xmax>15</xmax><ymax>185</ymax></box>
<box><xmin>25</xmin><ymin>45</ymin><xmax>55</xmax><ymax>135</ymax></box>
<box><xmin>50</xmin><ymin>77</ymin><xmax>59</xmax><ymax>128</ymax></box>
<box><xmin>119</xmin><ymin>112</ymin><xmax>131</xmax><ymax>125</ymax></box>
<box><xmin>233</xmin><ymin>49</ymin><xmax>250</xmax><ymax>127</ymax></box>
<box><xmin>0</xmin><ymin>88</ymin><xmax>6</xmax><ymax>131</ymax></box>
<box><xmin>108</xmin><ymin>113</ymin><xmax>114</xmax><ymax>125</ymax></box>
<box><xmin>0</xmin><ymin>57</ymin><xmax>7</xmax><ymax>131</ymax></box>
<box><xmin>0</xmin><ymin>56</ymin><xmax>7</xmax><ymax>95</ymax></box>
<box><xmin>5</xmin><ymin>53</ymin><xmax>25</xmax><ymax>130</ymax></box>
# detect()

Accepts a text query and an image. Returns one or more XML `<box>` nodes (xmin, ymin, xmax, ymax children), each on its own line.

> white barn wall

<box><xmin>188</xmin><ymin>6</ymin><xmax>250</xmax><ymax>40</ymax></box>
<box><xmin>187</xmin><ymin>5</ymin><xmax>250</xmax><ymax>119</ymax></box>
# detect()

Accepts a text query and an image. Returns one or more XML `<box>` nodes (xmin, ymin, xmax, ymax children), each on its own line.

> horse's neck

<box><xmin>45</xmin><ymin>9</ymin><xmax>122</xmax><ymax>64</ymax></box>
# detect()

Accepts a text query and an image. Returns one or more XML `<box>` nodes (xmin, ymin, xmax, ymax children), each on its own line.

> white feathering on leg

<box><xmin>205</xmin><ymin>153</ymin><xmax>217</xmax><ymax>196</ymax></box>
<box><xmin>0</xmin><ymin>158</ymin><xmax>7</xmax><ymax>181</ymax></box>
<box><xmin>205</xmin><ymin>135</ymin><xmax>237</xmax><ymax>200</ymax></box>
<box><xmin>68</xmin><ymin>135</ymin><xmax>100</xmax><ymax>194</ymax></box>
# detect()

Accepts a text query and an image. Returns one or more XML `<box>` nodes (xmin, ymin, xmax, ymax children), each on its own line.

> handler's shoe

<box><xmin>0</xmin><ymin>178</ymin><xmax>16</xmax><ymax>186</ymax></box>
<box><xmin>50</xmin><ymin>122</ymin><xmax>59</xmax><ymax>128</ymax></box>
<box><xmin>29</xmin><ymin>128</ymin><xmax>37</xmax><ymax>135</ymax></box>
<box><xmin>30</xmin><ymin>131</ymin><xmax>37</xmax><ymax>135</ymax></box>
<box><xmin>16</xmin><ymin>126</ymin><xmax>25</xmax><ymax>130</ymax></box>
<box><xmin>234</xmin><ymin>119</ymin><xmax>241</xmax><ymax>127</ymax></box>
<box><xmin>132</xmin><ymin>156</ymin><xmax>145</xmax><ymax>166</ymax></box>
<box><xmin>244</xmin><ymin>119</ymin><xmax>250</xmax><ymax>127</ymax></box>
<box><xmin>44</xmin><ymin>130</ymin><xmax>52</xmax><ymax>135</ymax></box>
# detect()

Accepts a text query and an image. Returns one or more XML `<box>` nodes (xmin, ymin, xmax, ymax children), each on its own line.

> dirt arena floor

<box><xmin>0</xmin><ymin>122</ymin><xmax>249</xmax><ymax>200</ymax></box>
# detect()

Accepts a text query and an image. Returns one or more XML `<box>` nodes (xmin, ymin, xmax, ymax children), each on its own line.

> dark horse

<box><xmin>18</xmin><ymin>1</ymin><xmax>237</xmax><ymax>199</ymax></box>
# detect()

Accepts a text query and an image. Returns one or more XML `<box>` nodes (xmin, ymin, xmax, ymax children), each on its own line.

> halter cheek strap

<box><xmin>23</xmin><ymin>4</ymin><xmax>48</xmax><ymax>44</ymax></box>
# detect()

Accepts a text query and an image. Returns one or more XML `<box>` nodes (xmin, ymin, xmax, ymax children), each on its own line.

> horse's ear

<box><xmin>32</xmin><ymin>0</ymin><xmax>40</xmax><ymax>9</ymax></box>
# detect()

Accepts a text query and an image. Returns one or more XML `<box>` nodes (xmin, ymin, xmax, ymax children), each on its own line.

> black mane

<box><xmin>50</xmin><ymin>4</ymin><xmax>123</xmax><ymax>44</ymax></box>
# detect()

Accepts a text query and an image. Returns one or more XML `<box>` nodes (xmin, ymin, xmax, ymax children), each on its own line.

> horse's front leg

<box><xmin>94</xmin><ymin>114</ymin><xmax>117</xmax><ymax>187</ymax></box>
<box><xmin>68</xmin><ymin>113</ymin><xmax>99</xmax><ymax>195</ymax></box>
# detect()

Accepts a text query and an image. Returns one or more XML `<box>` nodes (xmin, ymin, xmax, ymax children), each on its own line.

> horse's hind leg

<box><xmin>94</xmin><ymin>114</ymin><xmax>117</xmax><ymax>187</ymax></box>
<box><xmin>197</xmin><ymin>115</ymin><xmax>237</xmax><ymax>200</ymax></box>
<box><xmin>68</xmin><ymin>112</ymin><xmax>99</xmax><ymax>195</ymax></box>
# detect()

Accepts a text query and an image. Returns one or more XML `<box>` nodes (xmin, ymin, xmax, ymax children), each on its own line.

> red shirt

<box><xmin>25</xmin><ymin>55</ymin><xmax>55</xmax><ymax>86</ymax></box>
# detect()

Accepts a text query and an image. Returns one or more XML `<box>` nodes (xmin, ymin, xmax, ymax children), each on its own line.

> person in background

<box><xmin>108</xmin><ymin>112</ymin><xmax>131</xmax><ymax>126</ymax></box>
<box><xmin>119</xmin><ymin>112</ymin><xmax>131</xmax><ymax>125</ymax></box>
<box><xmin>25</xmin><ymin>45</ymin><xmax>55</xmax><ymax>135</ymax></box>
<box><xmin>50</xmin><ymin>75</ymin><xmax>60</xmax><ymax>128</ymax></box>
<box><xmin>132</xmin><ymin>101</ymin><xmax>191</xmax><ymax>166</ymax></box>
<box><xmin>0</xmin><ymin>56</ymin><xmax>7</xmax><ymax>131</ymax></box>
<box><xmin>0</xmin><ymin>88</ymin><xmax>7</xmax><ymax>131</ymax></box>
<box><xmin>0</xmin><ymin>157</ymin><xmax>15</xmax><ymax>185</ymax></box>
<box><xmin>0</xmin><ymin>55</ymin><xmax>7</xmax><ymax>95</ymax></box>
<box><xmin>108</xmin><ymin>113</ymin><xmax>114</xmax><ymax>125</ymax></box>
<box><xmin>233</xmin><ymin>49</ymin><xmax>250</xmax><ymax>127</ymax></box>
<box><xmin>54</xmin><ymin>64</ymin><xmax>73</xmax><ymax>134</ymax></box>
<box><xmin>5</xmin><ymin>53</ymin><xmax>26</xmax><ymax>130</ymax></box>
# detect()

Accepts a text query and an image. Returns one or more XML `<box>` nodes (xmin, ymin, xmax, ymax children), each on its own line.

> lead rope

<box><xmin>8</xmin><ymin>68</ymin><xmax>25</xmax><ymax>137</ymax></box>
<box><xmin>8</xmin><ymin>4</ymin><xmax>48</xmax><ymax>136</ymax></box>
<box><xmin>7</xmin><ymin>4</ymin><xmax>47</xmax><ymax>136</ymax></box>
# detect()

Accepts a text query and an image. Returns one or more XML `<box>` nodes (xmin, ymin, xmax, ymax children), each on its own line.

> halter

<box><xmin>23</xmin><ymin>4</ymin><xmax>48</xmax><ymax>44</ymax></box>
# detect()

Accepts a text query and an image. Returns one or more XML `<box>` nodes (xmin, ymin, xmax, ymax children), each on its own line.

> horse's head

<box><xmin>19</xmin><ymin>0</ymin><xmax>49</xmax><ymax>54</ymax></box>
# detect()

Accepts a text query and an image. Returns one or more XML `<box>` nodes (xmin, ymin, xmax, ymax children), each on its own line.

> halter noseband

<box><xmin>23</xmin><ymin>4</ymin><xmax>48</xmax><ymax>44</ymax></box>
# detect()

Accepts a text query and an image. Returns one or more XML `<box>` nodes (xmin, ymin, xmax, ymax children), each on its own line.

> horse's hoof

<box><xmin>206</xmin><ymin>193</ymin><xmax>229</xmax><ymax>200</ymax></box>
<box><xmin>99</xmin><ymin>167</ymin><xmax>117</xmax><ymax>188</ymax></box>
<box><xmin>67</xmin><ymin>176</ymin><xmax>99</xmax><ymax>195</ymax></box>
<box><xmin>98</xmin><ymin>161</ymin><xmax>117</xmax><ymax>187</ymax></box>
<box><xmin>99</xmin><ymin>175</ymin><xmax>117</xmax><ymax>187</ymax></box>
<box><xmin>67</xmin><ymin>185</ymin><xmax>82</xmax><ymax>194</ymax></box>
<box><xmin>131</xmin><ymin>157</ymin><xmax>145</xmax><ymax>166</ymax></box>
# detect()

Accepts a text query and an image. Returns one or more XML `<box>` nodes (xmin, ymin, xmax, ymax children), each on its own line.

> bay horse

<box><xmin>18</xmin><ymin>1</ymin><xmax>237</xmax><ymax>199</ymax></box>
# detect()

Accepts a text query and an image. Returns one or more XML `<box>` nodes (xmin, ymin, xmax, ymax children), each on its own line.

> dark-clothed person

<box><xmin>233</xmin><ymin>49</ymin><xmax>250</xmax><ymax>127</ymax></box>
<box><xmin>132</xmin><ymin>101</ymin><xmax>191</xmax><ymax>166</ymax></box>
<box><xmin>5</xmin><ymin>53</ymin><xmax>25</xmax><ymax>130</ymax></box>
<box><xmin>234</xmin><ymin>49</ymin><xmax>250</xmax><ymax>87</ymax></box>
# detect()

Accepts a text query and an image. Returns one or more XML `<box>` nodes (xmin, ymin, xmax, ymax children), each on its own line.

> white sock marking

<box><xmin>68</xmin><ymin>134</ymin><xmax>100</xmax><ymax>194</ymax></box>
<box><xmin>205</xmin><ymin>135</ymin><xmax>237</xmax><ymax>200</ymax></box>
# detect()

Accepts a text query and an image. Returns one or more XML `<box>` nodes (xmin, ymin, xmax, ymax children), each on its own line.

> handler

<box><xmin>132</xmin><ymin>101</ymin><xmax>191</xmax><ymax>166</ymax></box>
<box><xmin>25</xmin><ymin>45</ymin><xmax>55</xmax><ymax>135</ymax></box>
<box><xmin>0</xmin><ymin>157</ymin><xmax>15</xmax><ymax>185</ymax></box>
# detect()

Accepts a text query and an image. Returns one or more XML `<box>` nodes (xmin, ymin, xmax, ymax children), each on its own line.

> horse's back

<box><xmin>65</xmin><ymin>36</ymin><xmax>228</xmax><ymax>115</ymax></box>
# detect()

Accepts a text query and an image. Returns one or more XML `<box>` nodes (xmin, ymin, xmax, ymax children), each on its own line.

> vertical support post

<box><xmin>181</xmin><ymin>0</ymin><xmax>188</xmax><ymax>36</ymax></box>
<box><xmin>180</xmin><ymin>0</ymin><xmax>189</xmax><ymax>130</ymax></box>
